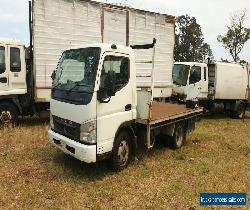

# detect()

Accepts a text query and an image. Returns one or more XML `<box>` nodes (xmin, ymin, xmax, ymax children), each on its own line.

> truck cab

<box><xmin>49</xmin><ymin>43</ymin><xmax>137</xmax><ymax>166</ymax></box>
<box><xmin>49</xmin><ymin>43</ymin><xmax>204</xmax><ymax>171</ymax></box>
<box><xmin>0</xmin><ymin>39</ymin><xmax>28</xmax><ymax>126</ymax></box>
<box><xmin>0</xmin><ymin>39</ymin><xmax>27</xmax><ymax>95</ymax></box>
<box><xmin>172</xmin><ymin>62</ymin><xmax>208</xmax><ymax>101</ymax></box>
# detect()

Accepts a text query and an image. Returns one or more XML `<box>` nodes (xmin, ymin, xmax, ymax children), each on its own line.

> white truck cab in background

<box><xmin>0</xmin><ymin>38</ymin><xmax>51</xmax><ymax>126</ymax></box>
<box><xmin>172</xmin><ymin>61</ymin><xmax>250</xmax><ymax>118</ymax></box>
<box><xmin>0</xmin><ymin>39</ymin><xmax>27</xmax><ymax>95</ymax></box>
<box><xmin>173</xmin><ymin>62</ymin><xmax>208</xmax><ymax>101</ymax></box>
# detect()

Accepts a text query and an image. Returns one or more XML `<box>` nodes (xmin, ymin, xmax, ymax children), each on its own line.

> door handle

<box><xmin>0</xmin><ymin>77</ymin><xmax>7</xmax><ymax>83</ymax></box>
<box><xmin>125</xmin><ymin>104</ymin><xmax>132</xmax><ymax>111</ymax></box>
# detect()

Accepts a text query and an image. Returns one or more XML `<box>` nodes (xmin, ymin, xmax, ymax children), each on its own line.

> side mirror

<box><xmin>105</xmin><ymin>71</ymin><xmax>116</xmax><ymax>96</ymax></box>
<box><xmin>51</xmin><ymin>70</ymin><xmax>56</xmax><ymax>81</ymax></box>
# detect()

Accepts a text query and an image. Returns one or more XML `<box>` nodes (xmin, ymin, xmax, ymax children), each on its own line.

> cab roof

<box><xmin>66</xmin><ymin>43</ymin><xmax>134</xmax><ymax>55</ymax></box>
<box><xmin>0</xmin><ymin>38</ymin><xmax>24</xmax><ymax>46</ymax></box>
<box><xmin>174</xmin><ymin>62</ymin><xmax>207</xmax><ymax>66</ymax></box>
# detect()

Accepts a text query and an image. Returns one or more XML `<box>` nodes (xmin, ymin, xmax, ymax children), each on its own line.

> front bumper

<box><xmin>48</xmin><ymin>129</ymin><xmax>96</xmax><ymax>163</ymax></box>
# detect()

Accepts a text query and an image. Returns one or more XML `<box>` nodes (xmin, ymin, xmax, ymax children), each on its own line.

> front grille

<box><xmin>53</xmin><ymin>115</ymin><xmax>80</xmax><ymax>141</ymax></box>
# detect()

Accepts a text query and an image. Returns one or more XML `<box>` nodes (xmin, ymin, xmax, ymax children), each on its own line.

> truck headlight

<box><xmin>80</xmin><ymin>121</ymin><xmax>96</xmax><ymax>144</ymax></box>
<box><xmin>50</xmin><ymin>113</ymin><xmax>54</xmax><ymax>129</ymax></box>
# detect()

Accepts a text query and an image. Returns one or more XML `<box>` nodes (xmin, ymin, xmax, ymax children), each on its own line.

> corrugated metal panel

<box><xmin>130</xmin><ymin>11</ymin><xmax>174</xmax><ymax>93</ymax></box>
<box><xmin>102</xmin><ymin>8</ymin><xmax>127</xmax><ymax>46</ymax></box>
<box><xmin>33</xmin><ymin>0</ymin><xmax>175</xmax><ymax>101</ymax></box>
<box><xmin>33</xmin><ymin>0</ymin><xmax>102</xmax><ymax>101</ymax></box>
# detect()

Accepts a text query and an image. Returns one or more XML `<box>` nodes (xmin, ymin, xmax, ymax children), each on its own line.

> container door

<box><xmin>102</xmin><ymin>7</ymin><xmax>129</xmax><ymax>46</ymax></box>
<box><xmin>0</xmin><ymin>45</ymin><xmax>9</xmax><ymax>91</ymax></box>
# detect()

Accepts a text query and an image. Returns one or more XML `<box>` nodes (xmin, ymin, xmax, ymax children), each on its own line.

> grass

<box><xmin>0</xmin><ymin>113</ymin><xmax>250</xmax><ymax>209</ymax></box>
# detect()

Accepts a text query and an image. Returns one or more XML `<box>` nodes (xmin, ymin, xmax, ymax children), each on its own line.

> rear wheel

<box><xmin>234</xmin><ymin>102</ymin><xmax>246</xmax><ymax>119</ymax></box>
<box><xmin>0</xmin><ymin>103</ymin><xmax>18</xmax><ymax>128</ymax></box>
<box><xmin>110</xmin><ymin>130</ymin><xmax>132</xmax><ymax>171</ymax></box>
<box><xmin>171</xmin><ymin>123</ymin><xmax>186</xmax><ymax>149</ymax></box>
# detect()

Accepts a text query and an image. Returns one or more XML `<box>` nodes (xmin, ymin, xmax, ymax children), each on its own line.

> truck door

<box><xmin>96</xmin><ymin>52</ymin><xmax>133</xmax><ymax>155</ymax></box>
<box><xmin>0</xmin><ymin>45</ymin><xmax>9</xmax><ymax>91</ymax></box>
<box><xmin>186</xmin><ymin>65</ymin><xmax>208</xmax><ymax>100</ymax></box>
<box><xmin>7</xmin><ymin>45</ymin><xmax>26</xmax><ymax>91</ymax></box>
<box><xmin>102</xmin><ymin>7</ymin><xmax>129</xmax><ymax>46</ymax></box>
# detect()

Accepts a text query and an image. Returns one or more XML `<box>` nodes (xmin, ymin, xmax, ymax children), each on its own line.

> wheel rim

<box><xmin>0</xmin><ymin>110</ymin><xmax>12</xmax><ymax>127</ymax></box>
<box><xmin>117</xmin><ymin>140</ymin><xmax>129</xmax><ymax>166</ymax></box>
<box><xmin>176</xmin><ymin>127</ymin><xmax>183</xmax><ymax>147</ymax></box>
<box><xmin>238</xmin><ymin>105</ymin><xmax>244</xmax><ymax>118</ymax></box>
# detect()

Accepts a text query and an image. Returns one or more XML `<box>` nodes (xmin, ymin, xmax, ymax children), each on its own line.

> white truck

<box><xmin>0</xmin><ymin>1</ymin><xmax>56</xmax><ymax>126</ymax></box>
<box><xmin>48</xmin><ymin>42</ymin><xmax>203</xmax><ymax>171</ymax></box>
<box><xmin>47</xmin><ymin>0</ymin><xmax>203</xmax><ymax>171</ymax></box>
<box><xmin>172</xmin><ymin>61</ymin><xmax>250</xmax><ymax>118</ymax></box>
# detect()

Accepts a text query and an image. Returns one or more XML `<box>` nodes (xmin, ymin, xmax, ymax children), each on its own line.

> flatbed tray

<box><xmin>137</xmin><ymin>102</ymin><xmax>204</xmax><ymax>125</ymax></box>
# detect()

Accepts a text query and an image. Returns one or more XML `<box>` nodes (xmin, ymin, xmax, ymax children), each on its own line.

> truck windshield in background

<box><xmin>173</xmin><ymin>64</ymin><xmax>190</xmax><ymax>86</ymax></box>
<box><xmin>0</xmin><ymin>46</ymin><xmax>5</xmax><ymax>73</ymax></box>
<box><xmin>52</xmin><ymin>47</ymin><xmax>101</xmax><ymax>105</ymax></box>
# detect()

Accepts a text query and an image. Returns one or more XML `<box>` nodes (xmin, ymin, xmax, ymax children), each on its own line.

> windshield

<box><xmin>54</xmin><ymin>47</ymin><xmax>101</xmax><ymax>93</ymax></box>
<box><xmin>0</xmin><ymin>46</ymin><xmax>5</xmax><ymax>74</ymax></box>
<box><xmin>173</xmin><ymin>64</ymin><xmax>190</xmax><ymax>86</ymax></box>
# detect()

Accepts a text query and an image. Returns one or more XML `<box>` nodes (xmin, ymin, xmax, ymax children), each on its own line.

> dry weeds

<box><xmin>0</xmin><ymin>114</ymin><xmax>250</xmax><ymax>209</ymax></box>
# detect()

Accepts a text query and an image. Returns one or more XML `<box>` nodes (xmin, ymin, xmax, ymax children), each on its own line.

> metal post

<box><xmin>150</xmin><ymin>45</ymin><xmax>156</xmax><ymax>101</ymax></box>
<box><xmin>147</xmin><ymin>44</ymin><xmax>156</xmax><ymax>149</ymax></box>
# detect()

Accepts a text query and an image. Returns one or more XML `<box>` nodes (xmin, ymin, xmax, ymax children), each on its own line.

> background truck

<box><xmin>0</xmin><ymin>0</ymin><xmax>176</xmax><ymax>126</ymax></box>
<box><xmin>172</xmin><ymin>61</ymin><xmax>250</xmax><ymax>118</ymax></box>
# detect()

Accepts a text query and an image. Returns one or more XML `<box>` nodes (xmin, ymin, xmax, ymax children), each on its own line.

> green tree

<box><xmin>218</xmin><ymin>10</ymin><xmax>250</xmax><ymax>62</ymax></box>
<box><xmin>174</xmin><ymin>15</ymin><xmax>213</xmax><ymax>62</ymax></box>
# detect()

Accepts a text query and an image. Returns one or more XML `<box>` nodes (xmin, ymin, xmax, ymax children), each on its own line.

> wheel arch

<box><xmin>0</xmin><ymin>97</ymin><xmax>22</xmax><ymax>115</ymax></box>
<box><xmin>114</xmin><ymin>120</ymin><xmax>137</xmax><ymax>156</ymax></box>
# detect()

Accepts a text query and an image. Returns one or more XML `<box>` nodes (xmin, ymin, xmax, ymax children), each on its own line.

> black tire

<box><xmin>234</xmin><ymin>102</ymin><xmax>246</xmax><ymax>119</ymax></box>
<box><xmin>170</xmin><ymin>123</ymin><xmax>186</xmax><ymax>149</ymax></box>
<box><xmin>0</xmin><ymin>103</ymin><xmax>18</xmax><ymax>128</ymax></box>
<box><xmin>109</xmin><ymin>130</ymin><xmax>132</xmax><ymax>172</ymax></box>
<box><xmin>137</xmin><ymin>129</ymin><xmax>147</xmax><ymax>155</ymax></box>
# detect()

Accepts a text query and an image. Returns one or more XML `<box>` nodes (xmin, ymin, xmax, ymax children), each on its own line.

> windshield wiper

<box><xmin>66</xmin><ymin>82</ymin><xmax>92</xmax><ymax>94</ymax></box>
<box><xmin>52</xmin><ymin>82</ymin><xmax>63</xmax><ymax>91</ymax></box>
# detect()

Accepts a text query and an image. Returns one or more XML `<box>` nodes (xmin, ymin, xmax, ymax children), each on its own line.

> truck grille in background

<box><xmin>52</xmin><ymin>115</ymin><xmax>80</xmax><ymax>141</ymax></box>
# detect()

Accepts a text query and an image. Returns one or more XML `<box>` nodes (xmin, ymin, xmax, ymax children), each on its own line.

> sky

<box><xmin>0</xmin><ymin>0</ymin><xmax>249</xmax><ymax>62</ymax></box>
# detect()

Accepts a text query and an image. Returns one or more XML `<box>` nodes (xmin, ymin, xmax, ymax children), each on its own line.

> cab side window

<box><xmin>0</xmin><ymin>46</ymin><xmax>5</xmax><ymax>74</ymax></box>
<box><xmin>100</xmin><ymin>56</ymin><xmax>130</xmax><ymax>92</ymax></box>
<box><xmin>189</xmin><ymin>66</ymin><xmax>201</xmax><ymax>84</ymax></box>
<box><xmin>10</xmin><ymin>47</ymin><xmax>21</xmax><ymax>72</ymax></box>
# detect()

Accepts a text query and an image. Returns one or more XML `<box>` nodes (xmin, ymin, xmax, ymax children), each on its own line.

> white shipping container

<box><xmin>209</xmin><ymin>62</ymin><xmax>249</xmax><ymax>100</ymax></box>
<box><xmin>32</xmin><ymin>0</ymin><xmax>175</xmax><ymax>101</ymax></box>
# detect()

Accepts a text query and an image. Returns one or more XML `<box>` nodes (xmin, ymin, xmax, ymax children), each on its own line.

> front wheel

<box><xmin>0</xmin><ymin>103</ymin><xmax>18</xmax><ymax>128</ymax></box>
<box><xmin>109</xmin><ymin>130</ymin><xmax>132</xmax><ymax>171</ymax></box>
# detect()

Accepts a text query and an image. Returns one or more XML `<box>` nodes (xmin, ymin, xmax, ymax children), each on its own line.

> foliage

<box><xmin>218</xmin><ymin>10</ymin><xmax>250</xmax><ymax>62</ymax></box>
<box><xmin>174</xmin><ymin>15</ymin><xmax>213</xmax><ymax>62</ymax></box>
